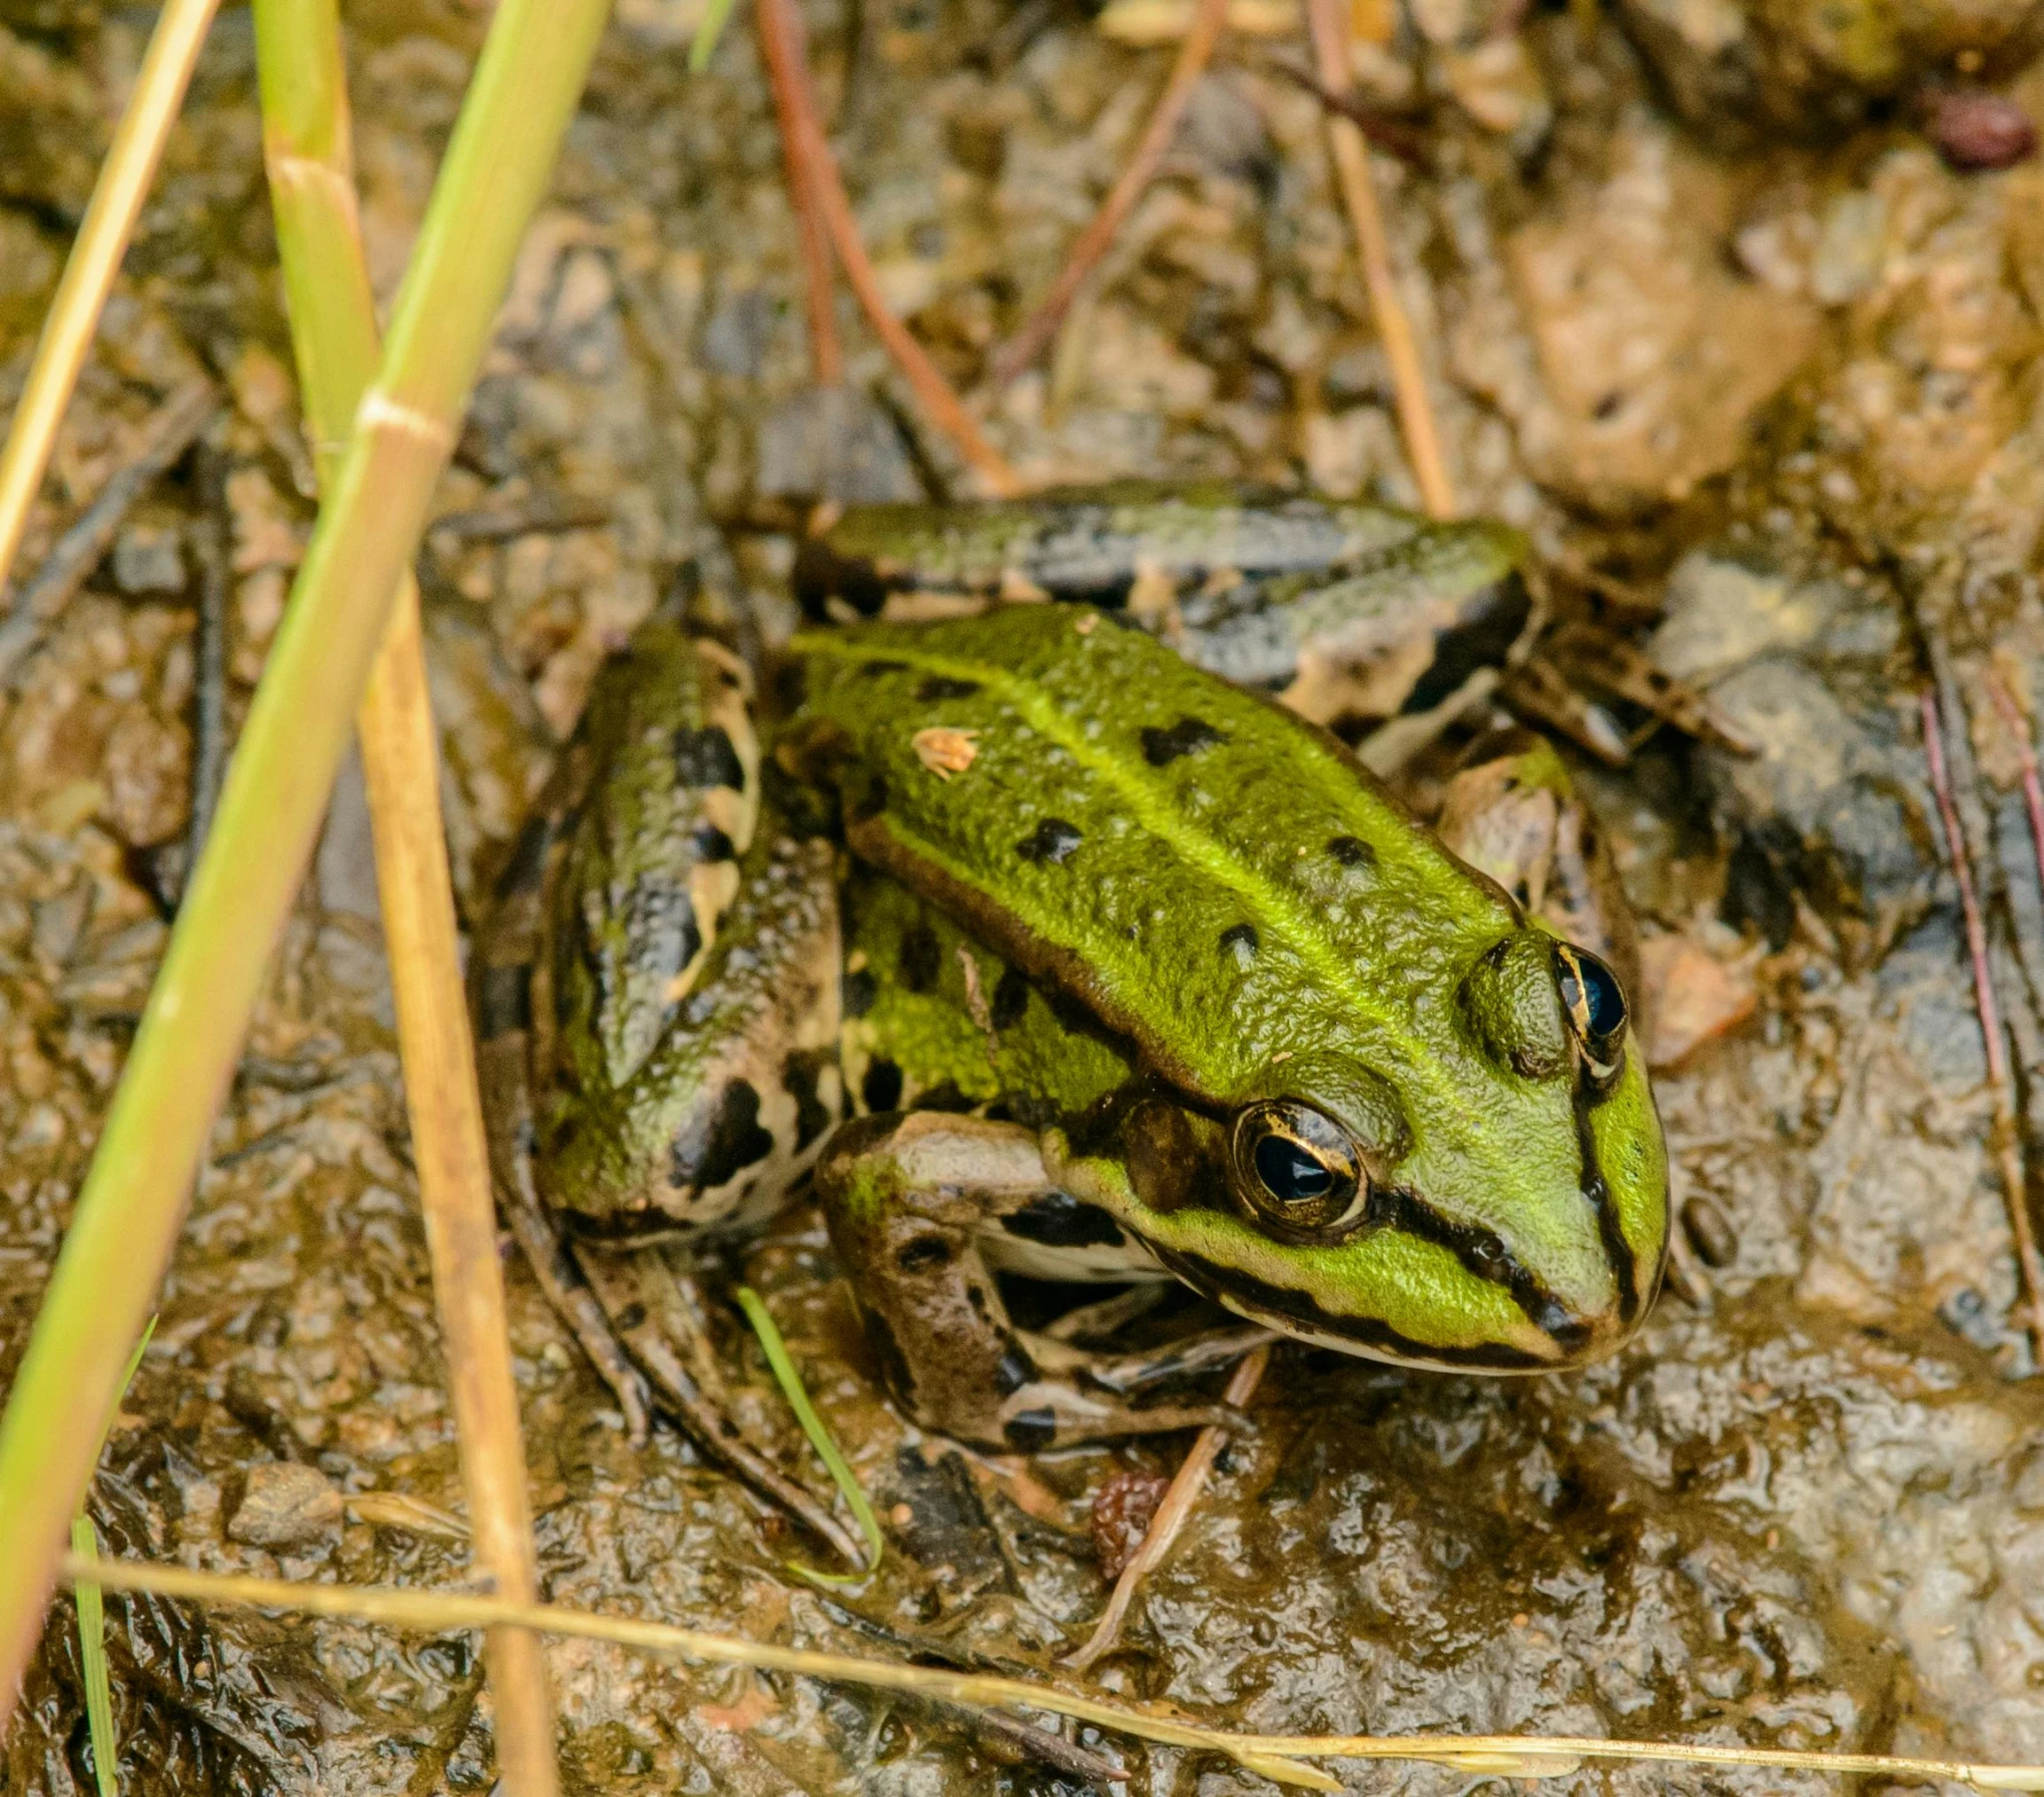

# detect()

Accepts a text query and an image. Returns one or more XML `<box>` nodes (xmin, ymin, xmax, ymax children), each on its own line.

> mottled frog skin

<box><xmin>473</xmin><ymin>486</ymin><xmax>1669</xmax><ymax>1465</ymax></box>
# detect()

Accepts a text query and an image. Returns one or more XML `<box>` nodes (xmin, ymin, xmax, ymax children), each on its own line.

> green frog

<box><xmin>472</xmin><ymin>483</ymin><xmax>1668</xmax><ymax>1531</ymax></box>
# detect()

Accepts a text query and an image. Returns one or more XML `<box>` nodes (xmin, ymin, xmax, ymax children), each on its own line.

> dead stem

<box><xmin>0</xmin><ymin>0</ymin><xmax>222</xmax><ymax>590</ymax></box>
<box><xmin>753</xmin><ymin>0</ymin><xmax>1022</xmax><ymax>495</ymax></box>
<box><xmin>1302</xmin><ymin>0</ymin><xmax>1455</xmax><ymax>519</ymax></box>
<box><xmin>756</xmin><ymin>0</ymin><xmax>843</xmax><ymax>383</ymax></box>
<box><xmin>57</xmin><ymin>1553</ymin><xmax>2044</xmax><ymax>1792</ymax></box>
<box><xmin>253</xmin><ymin>2</ymin><xmax>561</xmax><ymax>1784</ymax></box>
<box><xmin>354</xmin><ymin>588</ymin><xmax>561</xmax><ymax>1797</ymax></box>
<box><xmin>987</xmin><ymin>0</ymin><xmax>1228</xmax><ymax>389</ymax></box>
<box><xmin>1062</xmin><ymin>1342</ymin><xmax>1270</xmax><ymax>1672</ymax></box>
<box><xmin>1920</xmin><ymin>686</ymin><xmax>2044</xmax><ymax>1366</ymax></box>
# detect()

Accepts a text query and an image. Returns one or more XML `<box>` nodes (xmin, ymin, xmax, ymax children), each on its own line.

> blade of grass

<box><xmin>0</xmin><ymin>0</ymin><xmax>615</xmax><ymax>1731</ymax></box>
<box><xmin>70</xmin><ymin>1318</ymin><xmax>154</xmax><ymax>1797</ymax></box>
<box><xmin>253</xmin><ymin>4</ymin><xmax>558</xmax><ymax>1791</ymax></box>
<box><xmin>60</xmin><ymin>1553</ymin><xmax>2044</xmax><ymax>1793</ymax></box>
<box><xmin>735</xmin><ymin>1286</ymin><xmax>882</xmax><ymax>1579</ymax></box>
<box><xmin>71</xmin><ymin>1518</ymin><xmax>114</xmax><ymax>1797</ymax></box>
<box><xmin>0</xmin><ymin>0</ymin><xmax>222</xmax><ymax>594</ymax></box>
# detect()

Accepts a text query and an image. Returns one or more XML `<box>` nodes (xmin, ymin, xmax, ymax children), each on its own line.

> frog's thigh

<box><xmin>817</xmin><ymin>1112</ymin><xmax>1233</xmax><ymax>1451</ymax></box>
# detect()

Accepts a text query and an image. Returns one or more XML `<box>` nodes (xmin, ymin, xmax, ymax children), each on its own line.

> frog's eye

<box><xmin>1231</xmin><ymin>1101</ymin><xmax>1372</xmax><ymax>1239</ymax></box>
<box><xmin>1554</xmin><ymin>942</ymin><xmax>1627</xmax><ymax>1078</ymax></box>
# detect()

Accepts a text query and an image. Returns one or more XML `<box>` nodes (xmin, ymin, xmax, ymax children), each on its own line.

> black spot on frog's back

<box><xmin>1017</xmin><ymin>818</ymin><xmax>1082</xmax><ymax>865</ymax></box>
<box><xmin>670</xmin><ymin>1080</ymin><xmax>776</xmax><ymax>1193</ymax></box>
<box><xmin>991</xmin><ymin>965</ymin><xmax>1031</xmax><ymax>1030</ymax></box>
<box><xmin>899</xmin><ymin>921</ymin><xmax>942</xmax><ymax>992</ymax></box>
<box><xmin>1140</xmin><ymin>716</ymin><xmax>1227</xmax><ymax>767</ymax></box>
<box><xmin>673</xmin><ymin>725</ymin><xmax>746</xmax><ymax>791</ymax></box>
<box><xmin>1218</xmin><ymin>921</ymin><xmax>1258</xmax><ymax>965</ymax></box>
<box><xmin>842</xmin><ymin>966</ymin><xmax>879</xmax><ymax>1017</ymax></box>
<box><xmin>863</xmin><ymin>1057</ymin><xmax>905</xmax><ymax>1112</ymax></box>
<box><xmin>1328</xmin><ymin>835</ymin><xmax>1376</xmax><ymax>870</ymax></box>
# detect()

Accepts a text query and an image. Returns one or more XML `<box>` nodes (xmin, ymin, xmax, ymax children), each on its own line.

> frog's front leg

<box><xmin>819</xmin><ymin>1111</ymin><xmax>1252</xmax><ymax>1451</ymax></box>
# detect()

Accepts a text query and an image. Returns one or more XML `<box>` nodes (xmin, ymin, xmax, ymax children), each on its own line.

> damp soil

<box><xmin>6</xmin><ymin>0</ymin><xmax>2044</xmax><ymax>1791</ymax></box>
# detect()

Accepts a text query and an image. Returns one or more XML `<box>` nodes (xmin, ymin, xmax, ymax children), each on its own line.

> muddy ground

<box><xmin>5</xmin><ymin>0</ymin><xmax>2044</xmax><ymax>1790</ymax></box>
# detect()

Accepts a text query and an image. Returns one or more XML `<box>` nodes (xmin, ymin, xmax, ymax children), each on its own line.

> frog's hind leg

<box><xmin>818</xmin><ymin>1111</ymin><xmax>1250</xmax><ymax>1452</ymax></box>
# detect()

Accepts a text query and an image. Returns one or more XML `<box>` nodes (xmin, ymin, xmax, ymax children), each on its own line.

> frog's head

<box><xmin>1046</xmin><ymin>926</ymin><xmax>1668</xmax><ymax>1374</ymax></box>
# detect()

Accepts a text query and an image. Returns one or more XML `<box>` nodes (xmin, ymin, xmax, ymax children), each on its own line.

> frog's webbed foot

<box><xmin>568</xmin><ymin>1244</ymin><xmax>870</xmax><ymax>1570</ymax></box>
<box><xmin>819</xmin><ymin>1111</ymin><xmax>1255</xmax><ymax>1452</ymax></box>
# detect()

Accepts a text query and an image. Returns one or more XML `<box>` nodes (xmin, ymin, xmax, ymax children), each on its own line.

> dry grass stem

<box><xmin>756</xmin><ymin>3</ymin><xmax>843</xmax><ymax>383</ymax></box>
<box><xmin>57</xmin><ymin>1553</ymin><xmax>2044</xmax><ymax>1791</ymax></box>
<box><xmin>1063</xmin><ymin>1342</ymin><xmax>1270</xmax><ymax>1671</ymax></box>
<box><xmin>1302</xmin><ymin>0</ymin><xmax>1455</xmax><ymax>518</ymax></box>
<box><xmin>253</xmin><ymin>5</ymin><xmax>558</xmax><ymax>1788</ymax></box>
<box><xmin>1920</xmin><ymin>687</ymin><xmax>2044</xmax><ymax>1364</ymax></box>
<box><xmin>0</xmin><ymin>0</ymin><xmax>611</xmax><ymax>1729</ymax></box>
<box><xmin>988</xmin><ymin>0</ymin><xmax>1229</xmax><ymax>388</ymax></box>
<box><xmin>0</xmin><ymin>0</ymin><xmax>222</xmax><ymax>591</ymax></box>
<box><xmin>754</xmin><ymin>0</ymin><xmax>1022</xmax><ymax>495</ymax></box>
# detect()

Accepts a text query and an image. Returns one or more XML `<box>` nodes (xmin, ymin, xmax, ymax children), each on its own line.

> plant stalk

<box><xmin>252</xmin><ymin>4</ymin><xmax>558</xmax><ymax>1788</ymax></box>
<box><xmin>0</xmin><ymin>0</ymin><xmax>222</xmax><ymax>593</ymax></box>
<box><xmin>0</xmin><ymin>0</ymin><xmax>614</xmax><ymax>1735</ymax></box>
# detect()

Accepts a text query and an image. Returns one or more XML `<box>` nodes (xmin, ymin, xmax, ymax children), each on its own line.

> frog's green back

<box><xmin>792</xmin><ymin>604</ymin><xmax>1667</xmax><ymax>1370</ymax></box>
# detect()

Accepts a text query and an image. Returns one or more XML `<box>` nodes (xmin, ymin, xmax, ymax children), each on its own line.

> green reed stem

<box><xmin>0</xmin><ymin>0</ymin><xmax>615</xmax><ymax>1730</ymax></box>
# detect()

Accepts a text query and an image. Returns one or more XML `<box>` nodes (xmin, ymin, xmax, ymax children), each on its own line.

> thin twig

<box><xmin>56</xmin><ymin>1553</ymin><xmax>2044</xmax><ymax>1793</ymax></box>
<box><xmin>0</xmin><ymin>0</ymin><xmax>222</xmax><ymax>593</ymax></box>
<box><xmin>1921</xmin><ymin>686</ymin><xmax>2044</xmax><ymax>1365</ymax></box>
<box><xmin>1063</xmin><ymin>1342</ymin><xmax>1269</xmax><ymax>1672</ymax></box>
<box><xmin>254</xmin><ymin>5</ymin><xmax>560</xmax><ymax>1790</ymax></box>
<box><xmin>987</xmin><ymin>0</ymin><xmax>1229</xmax><ymax>389</ymax></box>
<box><xmin>185</xmin><ymin>435</ymin><xmax>230</xmax><ymax>864</ymax></box>
<box><xmin>753</xmin><ymin>0</ymin><xmax>1022</xmax><ymax>496</ymax></box>
<box><xmin>1302</xmin><ymin>0</ymin><xmax>1455</xmax><ymax>519</ymax></box>
<box><xmin>0</xmin><ymin>377</ymin><xmax>219</xmax><ymax>683</ymax></box>
<box><xmin>756</xmin><ymin>0</ymin><xmax>843</xmax><ymax>383</ymax></box>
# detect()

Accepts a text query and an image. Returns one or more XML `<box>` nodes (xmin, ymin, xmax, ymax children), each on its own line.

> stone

<box><xmin>227</xmin><ymin>1462</ymin><xmax>343</xmax><ymax>1549</ymax></box>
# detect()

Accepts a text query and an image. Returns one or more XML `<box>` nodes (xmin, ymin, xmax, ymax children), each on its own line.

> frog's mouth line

<box><xmin>1147</xmin><ymin>1244</ymin><xmax>1565</xmax><ymax>1373</ymax></box>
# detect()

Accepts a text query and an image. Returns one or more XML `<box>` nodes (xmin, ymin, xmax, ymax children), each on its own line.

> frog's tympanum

<box><xmin>473</xmin><ymin>484</ymin><xmax>1669</xmax><ymax>1473</ymax></box>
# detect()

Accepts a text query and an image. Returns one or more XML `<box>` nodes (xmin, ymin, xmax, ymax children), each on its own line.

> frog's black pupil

<box><xmin>1577</xmin><ymin>951</ymin><xmax>1626</xmax><ymax>1036</ymax></box>
<box><xmin>1255</xmin><ymin>1133</ymin><xmax>1332</xmax><ymax>1203</ymax></box>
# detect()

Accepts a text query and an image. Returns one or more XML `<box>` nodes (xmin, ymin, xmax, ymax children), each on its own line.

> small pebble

<box><xmin>1091</xmin><ymin>1469</ymin><xmax>1169</xmax><ymax>1579</ymax></box>
<box><xmin>227</xmin><ymin>1461</ymin><xmax>342</xmax><ymax>1548</ymax></box>
<box><xmin>1928</xmin><ymin>89</ymin><xmax>2036</xmax><ymax>172</ymax></box>
<box><xmin>1682</xmin><ymin>1194</ymin><xmax>1740</xmax><ymax>1270</ymax></box>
